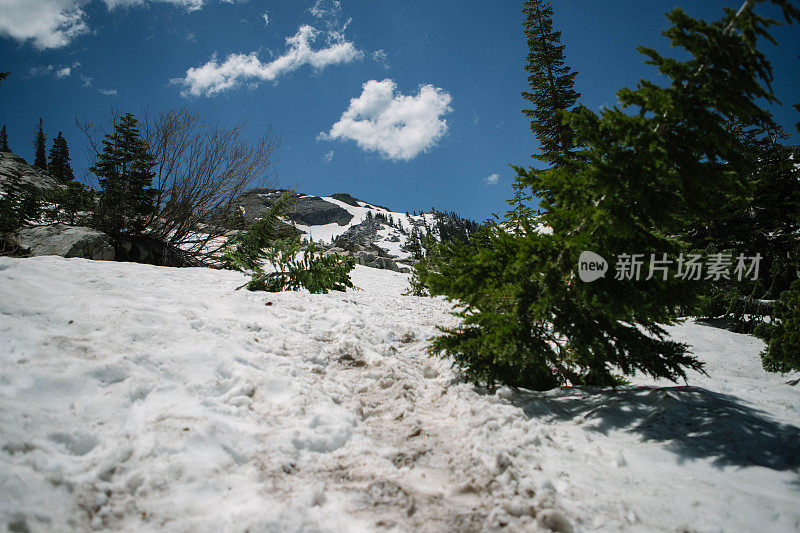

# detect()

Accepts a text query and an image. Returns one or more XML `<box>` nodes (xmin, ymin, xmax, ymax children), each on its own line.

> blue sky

<box><xmin>1</xmin><ymin>0</ymin><xmax>798</xmax><ymax>222</ymax></box>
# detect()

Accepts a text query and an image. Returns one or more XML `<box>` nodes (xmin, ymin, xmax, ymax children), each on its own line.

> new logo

<box><xmin>578</xmin><ymin>251</ymin><xmax>608</xmax><ymax>282</ymax></box>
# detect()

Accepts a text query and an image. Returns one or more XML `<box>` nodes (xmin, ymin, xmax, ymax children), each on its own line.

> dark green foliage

<box><xmin>90</xmin><ymin>112</ymin><xmax>156</xmax><ymax>235</ymax></box>
<box><xmin>244</xmin><ymin>238</ymin><xmax>356</xmax><ymax>294</ymax></box>
<box><xmin>402</xmin><ymin>210</ymin><xmax>480</xmax><ymax>264</ymax></box>
<box><xmin>419</xmin><ymin>2</ymin><xmax>796</xmax><ymax>390</ymax></box>
<box><xmin>756</xmin><ymin>281</ymin><xmax>800</xmax><ymax>373</ymax></box>
<box><xmin>405</xmin><ymin>211</ymin><xmax>481</xmax><ymax>297</ymax></box>
<box><xmin>0</xmin><ymin>125</ymin><xmax>9</xmax><ymax>152</ymax></box>
<box><xmin>0</xmin><ymin>169</ymin><xmax>40</xmax><ymax>232</ymax></box>
<box><xmin>48</xmin><ymin>132</ymin><xmax>74</xmax><ymax>183</ymax></box>
<box><xmin>46</xmin><ymin>182</ymin><xmax>96</xmax><ymax>225</ymax></box>
<box><xmin>433</xmin><ymin>210</ymin><xmax>481</xmax><ymax>244</ymax></box>
<box><xmin>402</xmin><ymin>225</ymin><xmax>425</xmax><ymax>261</ymax></box>
<box><xmin>507</xmin><ymin>0</ymin><xmax>579</xmax><ymax>228</ymax></box>
<box><xmin>222</xmin><ymin>193</ymin><xmax>292</xmax><ymax>271</ymax></box>
<box><xmin>33</xmin><ymin>119</ymin><xmax>47</xmax><ymax>171</ymax></box>
<box><xmin>0</xmin><ymin>72</ymin><xmax>8</xmax><ymax>86</ymax></box>
<box><xmin>693</xmin><ymin>138</ymin><xmax>800</xmax><ymax>327</ymax></box>
<box><xmin>520</xmin><ymin>0</ymin><xmax>580</xmax><ymax>168</ymax></box>
<box><xmin>223</xmin><ymin>193</ymin><xmax>355</xmax><ymax>293</ymax></box>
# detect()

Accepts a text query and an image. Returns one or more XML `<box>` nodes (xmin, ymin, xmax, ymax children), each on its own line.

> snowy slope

<box><xmin>1</xmin><ymin>257</ymin><xmax>799</xmax><ymax>532</ymax></box>
<box><xmin>292</xmin><ymin>196</ymin><xmax>438</xmax><ymax>260</ymax></box>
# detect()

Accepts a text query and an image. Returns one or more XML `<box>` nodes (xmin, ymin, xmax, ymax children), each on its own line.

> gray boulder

<box><xmin>16</xmin><ymin>224</ymin><xmax>115</xmax><ymax>261</ymax></box>
<box><xmin>0</xmin><ymin>152</ymin><xmax>65</xmax><ymax>193</ymax></box>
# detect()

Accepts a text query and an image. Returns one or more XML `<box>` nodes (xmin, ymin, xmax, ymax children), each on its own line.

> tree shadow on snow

<box><xmin>512</xmin><ymin>385</ymin><xmax>800</xmax><ymax>472</ymax></box>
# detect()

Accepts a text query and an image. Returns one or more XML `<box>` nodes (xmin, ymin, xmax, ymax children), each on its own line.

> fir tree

<box><xmin>421</xmin><ymin>1</ymin><xmax>798</xmax><ymax>389</ymax></box>
<box><xmin>0</xmin><ymin>125</ymin><xmax>9</xmax><ymax>152</ymax></box>
<box><xmin>520</xmin><ymin>0</ymin><xmax>579</xmax><ymax>167</ymax></box>
<box><xmin>506</xmin><ymin>0</ymin><xmax>579</xmax><ymax>227</ymax></box>
<box><xmin>33</xmin><ymin>119</ymin><xmax>47</xmax><ymax>171</ymax></box>
<box><xmin>90</xmin><ymin>112</ymin><xmax>156</xmax><ymax>235</ymax></box>
<box><xmin>48</xmin><ymin>131</ymin><xmax>74</xmax><ymax>183</ymax></box>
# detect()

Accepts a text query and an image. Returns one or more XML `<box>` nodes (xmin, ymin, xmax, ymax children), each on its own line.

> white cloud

<box><xmin>175</xmin><ymin>24</ymin><xmax>363</xmax><ymax>97</ymax></box>
<box><xmin>0</xmin><ymin>0</ymin><xmax>242</xmax><ymax>49</ymax></box>
<box><xmin>323</xmin><ymin>150</ymin><xmax>334</xmax><ymax>162</ymax></box>
<box><xmin>319</xmin><ymin>79</ymin><xmax>453</xmax><ymax>161</ymax></box>
<box><xmin>371</xmin><ymin>49</ymin><xmax>389</xmax><ymax>69</ymax></box>
<box><xmin>0</xmin><ymin>0</ymin><xmax>89</xmax><ymax>49</ymax></box>
<box><xmin>262</xmin><ymin>12</ymin><xmax>269</xmax><ymax>26</ymax></box>
<box><xmin>99</xmin><ymin>88</ymin><xmax>117</xmax><ymax>95</ymax></box>
<box><xmin>102</xmin><ymin>0</ymin><xmax>220</xmax><ymax>12</ymax></box>
<box><xmin>484</xmin><ymin>173</ymin><xmax>500</xmax><ymax>186</ymax></box>
<box><xmin>29</xmin><ymin>65</ymin><xmax>55</xmax><ymax>76</ymax></box>
<box><xmin>80</xmin><ymin>74</ymin><xmax>93</xmax><ymax>87</ymax></box>
<box><xmin>308</xmin><ymin>0</ymin><xmax>341</xmax><ymax>19</ymax></box>
<box><xmin>29</xmin><ymin>61</ymin><xmax>79</xmax><ymax>78</ymax></box>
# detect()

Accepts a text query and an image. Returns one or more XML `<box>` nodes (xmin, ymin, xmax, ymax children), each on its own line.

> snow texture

<box><xmin>1</xmin><ymin>256</ymin><xmax>798</xmax><ymax>532</ymax></box>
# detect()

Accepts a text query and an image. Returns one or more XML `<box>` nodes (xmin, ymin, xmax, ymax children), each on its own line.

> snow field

<box><xmin>0</xmin><ymin>256</ymin><xmax>798</xmax><ymax>532</ymax></box>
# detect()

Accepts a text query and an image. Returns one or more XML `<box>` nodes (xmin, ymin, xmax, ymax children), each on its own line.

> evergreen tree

<box><xmin>421</xmin><ymin>1</ymin><xmax>798</xmax><ymax>389</ymax></box>
<box><xmin>90</xmin><ymin>112</ymin><xmax>156</xmax><ymax>235</ymax></box>
<box><xmin>0</xmin><ymin>125</ymin><xmax>9</xmax><ymax>152</ymax></box>
<box><xmin>520</xmin><ymin>0</ymin><xmax>579</xmax><ymax>167</ymax></box>
<box><xmin>756</xmin><ymin>280</ymin><xmax>800</xmax><ymax>373</ymax></box>
<box><xmin>33</xmin><ymin>119</ymin><xmax>47</xmax><ymax>171</ymax></box>
<box><xmin>48</xmin><ymin>131</ymin><xmax>74</xmax><ymax>183</ymax></box>
<box><xmin>506</xmin><ymin>0</ymin><xmax>580</xmax><ymax>227</ymax></box>
<box><xmin>0</xmin><ymin>169</ymin><xmax>41</xmax><ymax>232</ymax></box>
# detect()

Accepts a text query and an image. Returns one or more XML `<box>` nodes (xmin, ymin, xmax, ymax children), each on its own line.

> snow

<box><xmin>1</xmin><ymin>256</ymin><xmax>799</xmax><ymax>532</ymax></box>
<box><xmin>291</xmin><ymin>196</ymin><xmax>432</xmax><ymax>259</ymax></box>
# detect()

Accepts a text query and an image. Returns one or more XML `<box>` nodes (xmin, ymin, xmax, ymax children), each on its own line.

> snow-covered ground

<box><xmin>1</xmin><ymin>256</ymin><xmax>798</xmax><ymax>532</ymax></box>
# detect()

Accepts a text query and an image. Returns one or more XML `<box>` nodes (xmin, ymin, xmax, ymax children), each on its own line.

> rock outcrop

<box><xmin>237</xmin><ymin>189</ymin><xmax>353</xmax><ymax>227</ymax></box>
<box><xmin>15</xmin><ymin>224</ymin><xmax>115</xmax><ymax>261</ymax></box>
<box><xmin>0</xmin><ymin>152</ymin><xmax>65</xmax><ymax>193</ymax></box>
<box><xmin>323</xmin><ymin>239</ymin><xmax>409</xmax><ymax>273</ymax></box>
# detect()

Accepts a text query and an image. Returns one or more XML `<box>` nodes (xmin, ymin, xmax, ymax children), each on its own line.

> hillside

<box><xmin>1</xmin><ymin>256</ymin><xmax>798</xmax><ymax>532</ymax></box>
<box><xmin>234</xmin><ymin>188</ymin><xmax>478</xmax><ymax>263</ymax></box>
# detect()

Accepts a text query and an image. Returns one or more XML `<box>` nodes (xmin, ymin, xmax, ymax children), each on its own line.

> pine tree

<box><xmin>421</xmin><ymin>1</ymin><xmax>798</xmax><ymax>389</ymax></box>
<box><xmin>506</xmin><ymin>0</ymin><xmax>579</xmax><ymax>227</ymax></box>
<box><xmin>0</xmin><ymin>125</ymin><xmax>9</xmax><ymax>152</ymax></box>
<box><xmin>520</xmin><ymin>0</ymin><xmax>579</xmax><ymax>167</ymax></box>
<box><xmin>48</xmin><ymin>132</ymin><xmax>74</xmax><ymax>183</ymax></box>
<box><xmin>90</xmin><ymin>112</ymin><xmax>156</xmax><ymax>235</ymax></box>
<box><xmin>33</xmin><ymin>119</ymin><xmax>47</xmax><ymax>171</ymax></box>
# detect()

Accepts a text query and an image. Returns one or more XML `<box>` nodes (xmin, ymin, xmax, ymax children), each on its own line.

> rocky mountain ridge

<box><xmin>1</xmin><ymin>151</ymin><xmax>479</xmax><ymax>271</ymax></box>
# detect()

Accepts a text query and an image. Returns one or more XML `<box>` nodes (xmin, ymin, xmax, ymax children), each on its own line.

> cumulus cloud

<box><xmin>319</xmin><ymin>79</ymin><xmax>453</xmax><ymax>161</ymax></box>
<box><xmin>99</xmin><ymin>88</ymin><xmax>117</xmax><ymax>95</ymax></box>
<box><xmin>0</xmin><ymin>0</ymin><xmax>241</xmax><ymax>49</ymax></box>
<box><xmin>323</xmin><ymin>150</ymin><xmax>334</xmax><ymax>162</ymax></box>
<box><xmin>484</xmin><ymin>173</ymin><xmax>500</xmax><ymax>186</ymax></box>
<box><xmin>175</xmin><ymin>24</ymin><xmax>363</xmax><ymax>97</ymax></box>
<box><xmin>0</xmin><ymin>0</ymin><xmax>89</xmax><ymax>49</ymax></box>
<box><xmin>262</xmin><ymin>12</ymin><xmax>269</xmax><ymax>26</ymax></box>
